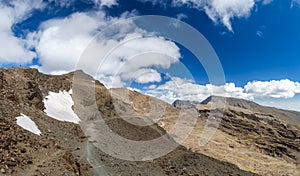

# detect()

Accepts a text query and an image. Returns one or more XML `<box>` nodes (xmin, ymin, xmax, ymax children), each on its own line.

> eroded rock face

<box><xmin>196</xmin><ymin>96</ymin><xmax>300</xmax><ymax>164</ymax></box>
<box><xmin>168</xmin><ymin>96</ymin><xmax>300</xmax><ymax>175</ymax></box>
<box><xmin>172</xmin><ymin>100</ymin><xmax>198</xmax><ymax>109</ymax></box>
<box><xmin>213</xmin><ymin>109</ymin><xmax>300</xmax><ymax>162</ymax></box>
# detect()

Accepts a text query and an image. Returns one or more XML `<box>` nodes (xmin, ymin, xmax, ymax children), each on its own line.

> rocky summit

<box><xmin>0</xmin><ymin>68</ymin><xmax>260</xmax><ymax>176</ymax></box>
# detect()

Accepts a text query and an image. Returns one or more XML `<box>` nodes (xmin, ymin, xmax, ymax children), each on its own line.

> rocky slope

<box><xmin>175</xmin><ymin>97</ymin><xmax>300</xmax><ymax>175</ymax></box>
<box><xmin>111</xmin><ymin>90</ymin><xmax>300</xmax><ymax>176</ymax></box>
<box><xmin>0</xmin><ymin>68</ymin><xmax>258</xmax><ymax>176</ymax></box>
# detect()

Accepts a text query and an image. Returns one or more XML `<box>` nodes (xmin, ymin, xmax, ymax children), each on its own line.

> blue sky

<box><xmin>1</xmin><ymin>0</ymin><xmax>300</xmax><ymax>111</ymax></box>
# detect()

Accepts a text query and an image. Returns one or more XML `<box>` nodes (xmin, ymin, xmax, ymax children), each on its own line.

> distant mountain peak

<box><xmin>201</xmin><ymin>95</ymin><xmax>261</xmax><ymax>110</ymax></box>
<box><xmin>172</xmin><ymin>95</ymin><xmax>266</xmax><ymax>112</ymax></box>
<box><xmin>172</xmin><ymin>99</ymin><xmax>199</xmax><ymax>108</ymax></box>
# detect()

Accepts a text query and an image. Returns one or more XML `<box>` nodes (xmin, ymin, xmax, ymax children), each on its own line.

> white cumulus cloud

<box><xmin>48</xmin><ymin>0</ymin><xmax>118</xmax><ymax>8</ymax></box>
<box><xmin>202</xmin><ymin>0</ymin><xmax>255</xmax><ymax>32</ymax></box>
<box><xmin>244</xmin><ymin>79</ymin><xmax>300</xmax><ymax>99</ymax></box>
<box><xmin>122</xmin><ymin>68</ymin><xmax>162</xmax><ymax>84</ymax></box>
<box><xmin>32</xmin><ymin>12</ymin><xmax>104</xmax><ymax>73</ymax></box>
<box><xmin>142</xmin><ymin>76</ymin><xmax>251</xmax><ymax>103</ymax></box>
<box><xmin>141</xmin><ymin>77</ymin><xmax>300</xmax><ymax>104</ymax></box>
<box><xmin>0</xmin><ymin>0</ymin><xmax>45</xmax><ymax>65</ymax></box>
<box><xmin>141</xmin><ymin>0</ymin><xmax>272</xmax><ymax>31</ymax></box>
<box><xmin>95</xmin><ymin>0</ymin><xmax>118</xmax><ymax>7</ymax></box>
<box><xmin>29</xmin><ymin>11</ymin><xmax>180</xmax><ymax>86</ymax></box>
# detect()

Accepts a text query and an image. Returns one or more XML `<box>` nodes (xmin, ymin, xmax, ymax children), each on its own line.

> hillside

<box><xmin>200</xmin><ymin>95</ymin><xmax>300</xmax><ymax>126</ymax></box>
<box><xmin>111</xmin><ymin>90</ymin><xmax>300</xmax><ymax>176</ymax></box>
<box><xmin>0</xmin><ymin>68</ymin><xmax>258</xmax><ymax>176</ymax></box>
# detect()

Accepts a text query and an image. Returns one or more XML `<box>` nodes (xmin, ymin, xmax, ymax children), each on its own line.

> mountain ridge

<box><xmin>172</xmin><ymin>95</ymin><xmax>300</xmax><ymax>127</ymax></box>
<box><xmin>111</xmin><ymin>86</ymin><xmax>300</xmax><ymax>175</ymax></box>
<box><xmin>0</xmin><ymin>67</ymin><xmax>259</xmax><ymax>176</ymax></box>
<box><xmin>174</xmin><ymin>95</ymin><xmax>300</xmax><ymax>113</ymax></box>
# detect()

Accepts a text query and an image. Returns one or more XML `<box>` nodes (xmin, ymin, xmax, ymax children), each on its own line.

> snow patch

<box><xmin>16</xmin><ymin>114</ymin><xmax>41</xmax><ymax>136</ymax></box>
<box><xmin>43</xmin><ymin>90</ymin><xmax>80</xmax><ymax>124</ymax></box>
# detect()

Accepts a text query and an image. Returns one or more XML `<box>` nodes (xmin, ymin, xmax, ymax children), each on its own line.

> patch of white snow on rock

<box><xmin>16</xmin><ymin>114</ymin><xmax>41</xmax><ymax>136</ymax></box>
<box><xmin>43</xmin><ymin>90</ymin><xmax>80</xmax><ymax>124</ymax></box>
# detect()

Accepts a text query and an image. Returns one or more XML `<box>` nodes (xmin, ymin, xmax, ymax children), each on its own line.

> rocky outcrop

<box><xmin>172</xmin><ymin>99</ymin><xmax>198</xmax><ymax>109</ymax></box>
<box><xmin>213</xmin><ymin>109</ymin><xmax>300</xmax><ymax>162</ymax></box>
